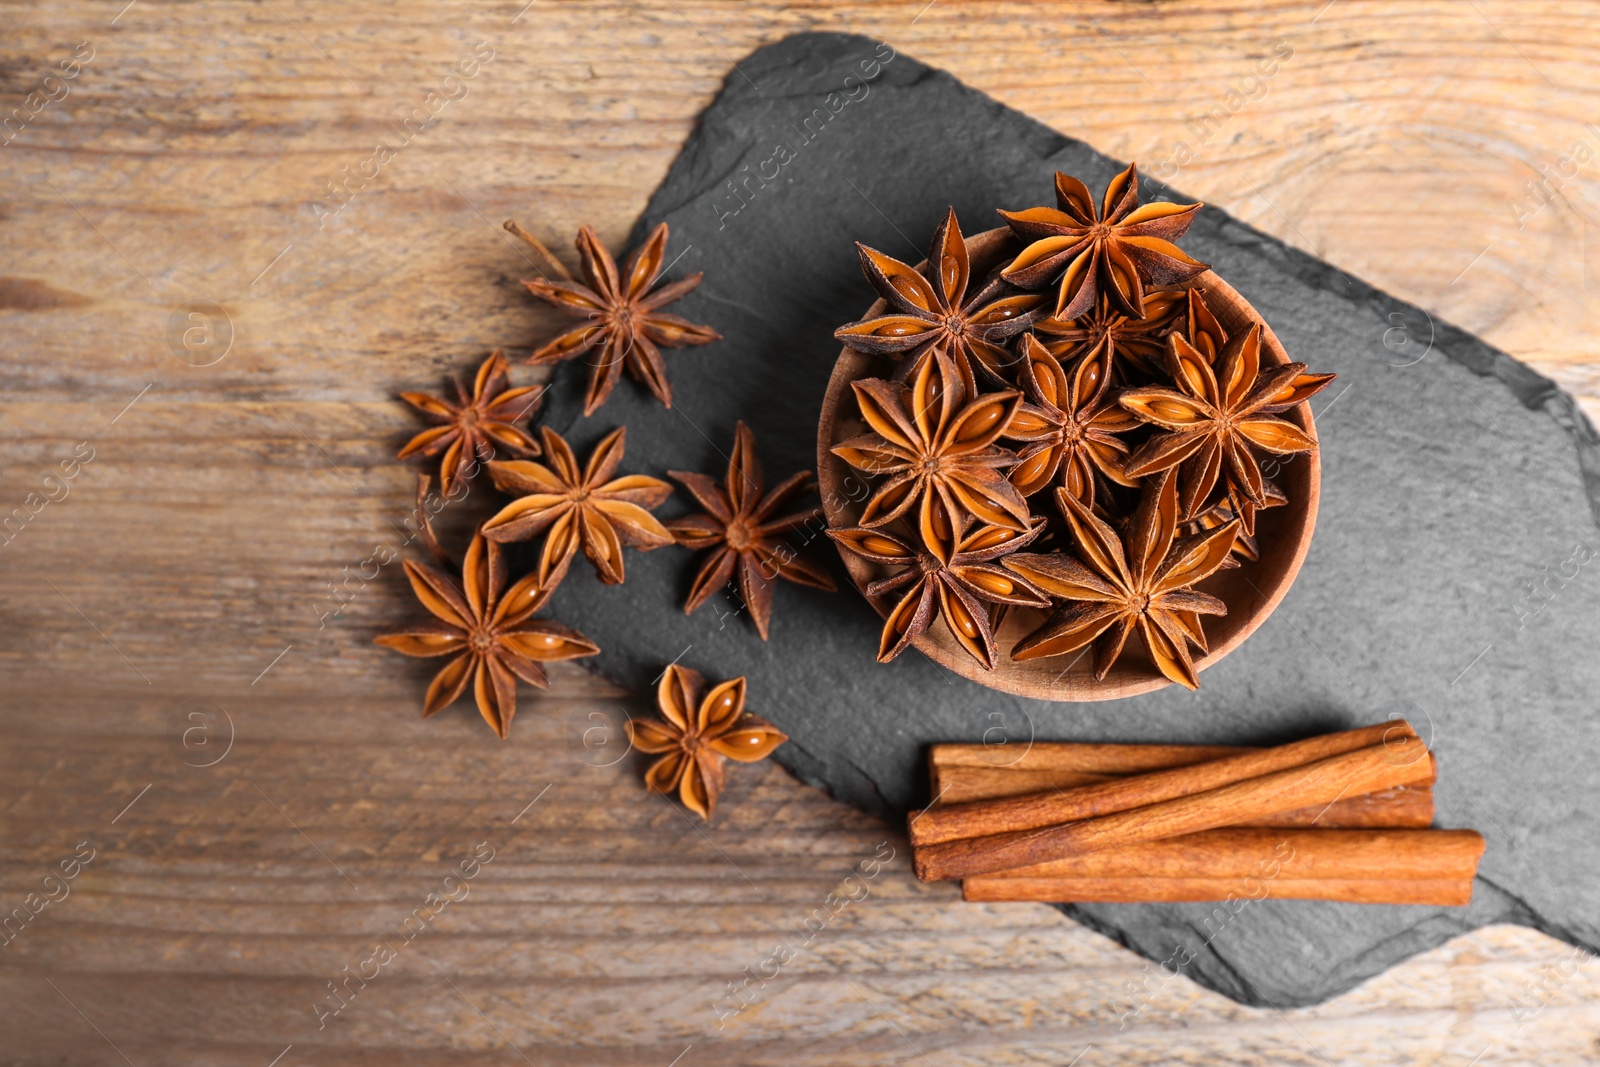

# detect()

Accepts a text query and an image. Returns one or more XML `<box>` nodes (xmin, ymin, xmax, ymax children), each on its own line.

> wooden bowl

<box><xmin>816</xmin><ymin>226</ymin><xmax>1320</xmax><ymax>702</ymax></box>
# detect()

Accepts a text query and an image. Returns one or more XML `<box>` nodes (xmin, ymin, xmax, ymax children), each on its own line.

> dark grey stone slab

<box><xmin>533</xmin><ymin>31</ymin><xmax>1600</xmax><ymax>1006</ymax></box>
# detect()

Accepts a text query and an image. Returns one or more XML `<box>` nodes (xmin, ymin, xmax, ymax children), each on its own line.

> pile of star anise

<box><xmin>828</xmin><ymin>163</ymin><xmax>1334</xmax><ymax>690</ymax></box>
<box><xmin>378</xmin><ymin>218</ymin><xmax>834</xmax><ymax>757</ymax></box>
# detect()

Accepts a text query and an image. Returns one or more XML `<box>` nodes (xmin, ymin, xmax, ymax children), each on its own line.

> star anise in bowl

<box><xmin>817</xmin><ymin>168</ymin><xmax>1333</xmax><ymax>700</ymax></box>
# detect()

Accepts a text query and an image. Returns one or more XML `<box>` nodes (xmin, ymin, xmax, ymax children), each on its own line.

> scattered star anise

<box><xmin>523</xmin><ymin>223</ymin><xmax>721</xmax><ymax>415</ymax></box>
<box><xmin>375</xmin><ymin>529</ymin><xmax>599</xmax><ymax>739</ymax></box>
<box><xmin>397</xmin><ymin>351</ymin><xmax>542</xmax><ymax>495</ymax></box>
<box><xmin>483</xmin><ymin>425</ymin><xmax>673</xmax><ymax>588</ymax></box>
<box><xmin>667</xmin><ymin>421</ymin><xmax>837</xmax><ymax>640</ymax></box>
<box><xmin>1003</xmin><ymin>473</ymin><xmax>1238</xmax><ymax>690</ymax></box>
<box><xmin>626</xmin><ymin>665</ymin><xmax>787</xmax><ymax>820</ymax></box>
<box><xmin>1121</xmin><ymin>324</ymin><xmax>1332</xmax><ymax>519</ymax></box>
<box><xmin>1032</xmin><ymin>289</ymin><xmax>1186</xmax><ymax>379</ymax></box>
<box><xmin>831</xmin><ymin>351</ymin><xmax>1027</xmax><ymax>564</ymax></box>
<box><xmin>1000</xmin><ymin>162</ymin><xmax>1208</xmax><ymax>320</ymax></box>
<box><xmin>833</xmin><ymin>207</ymin><xmax>1046</xmax><ymax>395</ymax></box>
<box><xmin>830</xmin><ymin>523</ymin><xmax>1048</xmax><ymax>669</ymax></box>
<box><xmin>1003</xmin><ymin>334</ymin><xmax>1141</xmax><ymax>503</ymax></box>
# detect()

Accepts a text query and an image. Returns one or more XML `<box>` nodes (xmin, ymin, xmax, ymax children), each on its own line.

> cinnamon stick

<box><xmin>911</xmin><ymin>721</ymin><xmax>1425</xmax><ymax>848</ymax></box>
<box><xmin>962</xmin><ymin>876</ymin><xmax>1474</xmax><ymax>906</ymax></box>
<box><xmin>914</xmin><ymin>735</ymin><xmax>1437</xmax><ymax>882</ymax></box>
<box><xmin>930</xmin><ymin>741</ymin><xmax>1246</xmax><ymax>777</ymax></box>
<box><xmin>973</xmin><ymin>828</ymin><xmax>1484</xmax><ymax>880</ymax></box>
<box><xmin>1237</xmin><ymin>788</ymin><xmax>1433</xmax><ymax>830</ymax></box>
<box><xmin>926</xmin><ymin>764</ymin><xmax>1432</xmax><ymax>828</ymax></box>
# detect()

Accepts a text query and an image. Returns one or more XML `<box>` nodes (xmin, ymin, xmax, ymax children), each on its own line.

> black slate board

<box><xmin>534</xmin><ymin>32</ymin><xmax>1600</xmax><ymax>1007</ymax></box>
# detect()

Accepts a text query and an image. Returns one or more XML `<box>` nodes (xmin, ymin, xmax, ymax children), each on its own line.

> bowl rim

<box><xmin>815</xmin><ymin>225</ymin><xmax>1320</xmax><ymax>702</ymax></box>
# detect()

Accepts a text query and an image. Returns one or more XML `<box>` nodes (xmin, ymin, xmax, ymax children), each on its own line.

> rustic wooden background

<box><xmin>4</xmin><ymin>1</ymin><xmax>1600</xmax><ymax>1063</ymax></box>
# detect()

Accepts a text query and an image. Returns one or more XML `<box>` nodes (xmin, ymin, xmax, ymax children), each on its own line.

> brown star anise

<box><xmin>831</xmin><ymin>351</ymin><xmax>1027</xmax><ymax>564</ymax></box>
<box><xmin>483</xmin><ymin>425</ymin><xmax>673</xmax><ymax>588</ymax></box>
<box><xmin>523</xmin><ymin>223</ymin><xmax>721</xmax><ymax>415</ymax></box>
<box><xmin>1032</xmin><ymin>289</ymin><xmax>1186</xmax><ymax>380</ymax></box>
<box><xmin>397</xmin><ymin>351</ymin><xmax>542</xmax><ymax>495</ymax></box>
<box><xmin>1120</xmin><ymin>325</ymin><xmax>1331</xmax><ymax>519</ymax></box>
<box><xmin>1000</xmin><ymin>162</ymin><xmax>1208</xmax><ymax>321</ymax></box>
<box><xmin>626</xmin><ymin>665</ymin><xmax>787</xmax><ymax>820</ymax></box>
<box><xmin>833</xmin><ymin>207</ymin><xmax>1046</xmax><ymax>395</ymax></box>
<box><xmin>1003</xmin><ymin>473</ymin><xmax>1238</xmax><ymax>689</ymax></box>
<box><xmin>375</xmin><ymin>529</ymin><xmax>599</xmax><ymax>739</ymax></box>
<box><xmin>1172</xmin><ymin>285</ymin><xmax>1228</xmax><ymax>364</ymax></box>
<box><xmin>1003</xmin><ymin>334</ymin><xmax>1141</xmax><ymax>503</ymax></box>
<box><xmin>1185</xmin><ymin>477</ymin><xmax>1286</xmax><ymax>564</ymax></box>
<box><xmin>667</xmin><ymin>422</ymin><xmax>837</xmax><ymax>640</ymax></box>
<box><xmin>830</xmin><ymin>522</ymin><xmax>1048</xmax><ymax>669</ymax></box>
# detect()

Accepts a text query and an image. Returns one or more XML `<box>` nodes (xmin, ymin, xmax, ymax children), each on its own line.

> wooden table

<box><xmin>4</xmin><ymin>2</ymin><xmax>1599</xmax><ymax>1063</ymax></box>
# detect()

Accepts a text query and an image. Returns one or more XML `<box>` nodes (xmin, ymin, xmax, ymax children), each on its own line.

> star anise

<box><xmin>831</xmin><ymin>351</ymin><xmax>1027</xmax><ymax>564</ymax></box>
<box><xmin>830</xmin><ymin>522</ymin><xmax>1048</xmax><ymax>669</ymax></box>
<box><xmin>1120</xmin><ymin>325</ymin><xmax>1332</xmax><ymax>519</ymax></box>
<box><xmin>483</xmin><ymin>425</ymin><xmax>673</xmax><ymax>588</ymax></box>
<box><xmin>1219</xmin><ymin>474</ymin><xmax>1288</xmax><ymax>541</ymax></box>
<box><xmin>625</xmin><ymin>665</ymin><xmax>786</xmax><ymax>820</ymax></box>
<box><xmin>1032</xmin><ymin>289</ymin><xmax>1186</xmax><ymax>380</ymax></box>
<box><xmin>375</xmin><ymin>529</ymin><xmax>599</xmax><ymax>739</ymax></box>
<box><xmin>1003</xmin><ymin>473</ymin><xmax>1238</xmax><ymax>689</ymax></box>
<box><xmin>667</xmin><ymin>421</ymin><xmax>837</xmax><ymax>640</ymax></box>
<box><xmin>1000</xmin><ymin>162</ymin><xmax>1208</xmax><ymax>321</ymax></box>
<box><xmin>523</xmin><ymin>223</ymin><xmax>721</xmax><ymax>416</ymax></box>
<box><xmin>397</xmin><ymin>351</ymin><xmax>542</xmax><ymax>495</ymax></box>
<box><xmin>833</xmin><ymin>207</ymin><xmax>1047</xmax><ymax>394</ymax></box>
<box><xmin>1003</xmin><ymin>334</ymin><xmax>1141</xmax><ymax>503</ymax></box>
<box><xmin>1185</xmin><ymin>477</ymin><xmax>1286</xmax><ymax>564</ymax></box>
<box><xmin>1172</xmin><ymin>285</ymin><xmax>1228</xmax><ymax>364</ymax></box>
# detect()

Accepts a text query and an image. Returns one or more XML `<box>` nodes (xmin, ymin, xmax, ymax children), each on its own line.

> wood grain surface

<box><xmin>4</xmin><ymin>1</ymin><xmax>1600</xmax><ymax>1063</ymax></box>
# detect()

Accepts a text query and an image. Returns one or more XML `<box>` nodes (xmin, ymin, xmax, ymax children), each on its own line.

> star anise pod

<box><xmin>523</xmin><ymin>223</ymin><xmax>721</xmax><ymax>416</ymax></box>
<box><xmin>626</xmin><ymin>665</ymin><xmax>786</xmax><ymax>820</ymax></box>
<box><xmin>483</xmin><ymin>425</ymin><xmax>673</xmax><ymax>588</ymax></box>
<box><xmin>830</xmin><ymin>522</ymin><xmax>1048</xmax><ymax>670</ymax></box>
<box><xmin>1120</xmin><ymin>325</ymin><xmax>1332</xmax><ymax>519</ymax></box>
<box><xmin>831</xmin><ymin>351</ymin><xmax>1027</xmax><ymax>564</ymax></box>
<box><xmin>1219</xmin><ymin>474</ymin><xmax>1288</xmax><ymax>541</ymax></box>
<box><xmin>667</xmin><ymin>421</ymin><xmax>837</xmax><ymax>640</ymax></box>
<box><xmin>375</xmin><ymin>529</ymin><xmax>600</xmax><ymax>739</ymax></box>
<box><xmin>1000</xmin><ymin>162</ymin><xmax>1208</xmax><ymax>321</ymax></box>
<box><xmin>1003</xmin><ymin>334</ymin><xmax>1141</xmax><ymax>503</ymax></box>
<box><xmin>1003</xmin><ymin>472</ymin><xmax>1238</xmax><ymax>690</ymax></box>
<box><xmin>1172</xmin><ymin>285</ymin><xmax>1228</xmax><ymax>364</ymax></box>
<box><xmin>1185</xmin><ymin>478</ymin><xmax>1286</xmax><ymax>565</ymax></box>
<box><xmin>833</xmin><ymin>207</ymin><xmax>1046</xmax><ymax>394</ymax></box>
<box><xmin>1032</xmin><ymin>289</ymin><xmax>1186</xmax><ymax>380</ymax></box>
<box><xmin>397</xmin><ymin>351</ymin><xmax>542</xmax><ymax>495</ymax></box>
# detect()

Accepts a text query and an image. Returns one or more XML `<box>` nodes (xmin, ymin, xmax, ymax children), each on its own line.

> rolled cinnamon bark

<box><xmin>923</xmin><ymin>769</ymin><xmax>1433</xmax><ymax>832</ymax></box>
<box><xmin>914</xmin><ymin>735</ymin><xmax>1437</xmax><ymax>882</ymax></box>
<box><xmin>974</xmin><ymin>827</ymin><xmax>1485</xmax><ymax>880</ymax></box>
<box><xmin>929</xmin><ymin>740</ymin><xmax>1246</xmax><ymax>777</ymax></box>
<box><xmin>962</xmin><ymin>876</ymin><xmax>1474</xmax><ymax>906</ymax></box>
<box><xmin>1238</xmin><ymin>788</ymin><xmax>1433</xmax><ymax>830</ymax></box>
<box><xmin>911</xmin><ymin>721</ymin><xmax>1426</xmax><ymax>848</ymax></box>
